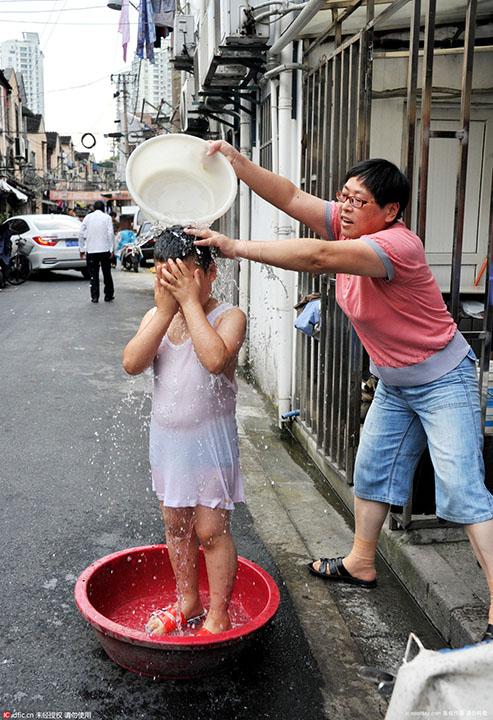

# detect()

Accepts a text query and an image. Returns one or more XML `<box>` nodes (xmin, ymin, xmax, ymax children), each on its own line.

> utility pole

<box><xmin>110</xmin><ymin>72</ymin><xmax>132</xmax><ymax>160</ymax></box>
<box><xmin>121</xmin><ymin>73</ymin><xmax>130</xmax><ymax>160</ymax></box>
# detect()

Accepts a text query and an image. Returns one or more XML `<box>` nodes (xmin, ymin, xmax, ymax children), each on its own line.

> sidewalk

<box><xmin>235</xmin><ymin>372</ymin><xmax>489</xmax><ymax>704</ymax></box>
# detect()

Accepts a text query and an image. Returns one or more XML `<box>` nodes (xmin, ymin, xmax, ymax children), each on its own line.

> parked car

<box><xmin>1</xmin><ymin>214</ymin><xmax>89</xmax><ymax>278</ymax></box>
<box><xmin>136</xmin><ymin>220</ymin><xmax>156</xmax><ymax>264</ymax></box>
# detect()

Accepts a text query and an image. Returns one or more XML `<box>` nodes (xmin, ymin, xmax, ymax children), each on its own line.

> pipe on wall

<box><xmin>238</xmin><ymin>104</ymin><xmax>251</xmax><ymax>367</ymax></box>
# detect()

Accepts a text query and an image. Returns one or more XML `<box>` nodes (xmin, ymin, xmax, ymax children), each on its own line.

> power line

<box><xmin>0</xmin><ymin>4</ymin><xmax>105</xmax><ymax>12</ymax></box>
<box><xmin>42</xmin><ymin>0</ymin><xmax>69</xmax><ymax>48</ymax></box>
<box><xmin>46</xmin><ymin>73</ymin><xmax>109</xmax><ymax>93</ymax></box>
<box><xmin>0</xmin><ymin>18</ymin><xmax>138</xmax><ymax>24</ymax></box>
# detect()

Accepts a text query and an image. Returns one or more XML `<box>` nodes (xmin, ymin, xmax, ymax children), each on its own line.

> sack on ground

<box><xmin>385</xmin><ymin>634</ymin><xmax>493</xmax><ymax>719</ymax></box>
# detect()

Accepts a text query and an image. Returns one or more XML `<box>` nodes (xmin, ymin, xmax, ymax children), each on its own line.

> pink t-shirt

<box><xmin>326</xmin><ymin>201</ymin><xmax>458</xmax><ymax>369</ymax></box>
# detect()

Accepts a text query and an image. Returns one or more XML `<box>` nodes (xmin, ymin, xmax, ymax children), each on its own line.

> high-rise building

<box><xmin>127</xmin><ymin>43</ymin><xmax>173</xmax><ymax>119</ymax></box>
<box><xmin>0</xmin><ymin>32</ymin><xmax>45</xmax><ymax>115</ymax></box>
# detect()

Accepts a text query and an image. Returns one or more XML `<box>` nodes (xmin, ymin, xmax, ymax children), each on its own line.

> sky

<box><xmin>0</xmin><ymin>0</ymin><xmax>139</xmax><ymax>160</ymax></box>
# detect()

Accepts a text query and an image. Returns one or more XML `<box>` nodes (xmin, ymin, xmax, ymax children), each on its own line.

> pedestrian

<box><xmin>114</xmin><ymin>216</ymin><xmax>136</xmax><ymax>269</ymax></box>
<box><xmin>190</xmin><ymin>140</ymin><xmax>493</xmax><ymax>642</ymax></box>
<box><xmin>79</xmin><ymin>200</ymin><xmax>115</xmax><ymax>303</ymax></box>
<box><xmin>122</xmin><ymin>226</ymin><xmax>246</xmax><ymax>636</ymax></box>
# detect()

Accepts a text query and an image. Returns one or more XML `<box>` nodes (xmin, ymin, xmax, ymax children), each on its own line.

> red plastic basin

<box><xmin>74</xmin><ymin>544</ymin><xmax>280</xmax><ymax>680</ymax></box>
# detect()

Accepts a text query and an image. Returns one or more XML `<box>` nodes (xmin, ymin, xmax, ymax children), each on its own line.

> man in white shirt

<box><xmin>79</xmin><ymin>200</ymin><xmax>115</xmax><ymax>303</ymax></box>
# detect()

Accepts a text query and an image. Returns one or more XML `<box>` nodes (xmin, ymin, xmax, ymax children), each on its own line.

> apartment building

<box><xmin>0</xmin><ymin>32</ymin><xmax>45</xmax><ymax>116</ymax></box>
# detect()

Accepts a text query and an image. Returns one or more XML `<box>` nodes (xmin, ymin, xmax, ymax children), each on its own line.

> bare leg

<box><xmin>162</xmin><ymin>505</ymin><xmax>204</xmax><ymax>619</ymax></box>
<box><xmin>312</xmin><ymin>497</ymin><xmax>389</xmax><ymax>581</ymax></box>
<box><xmin>466</xmin><ymin>519</ymin><xmax>493</xmax><ymax>624</ymax></box>
<box><xmin>194</xmin><ymin>505</ymin><xmax>237</xmax><ymax>633</ymax></box>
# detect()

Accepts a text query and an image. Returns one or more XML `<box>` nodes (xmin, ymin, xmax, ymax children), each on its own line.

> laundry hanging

<box><xmin>118</xmin><ymin>0</ymin><xmax>130</xmax><ymax>61</ymax></box>
<box><xmin>152</xmin><ymin>0</ymin><xmax>175</xmax><ymax>45</ymax></box>
<box><xmin>136</xmin><ymin>0</ymin><xmax>156</xmax><ymax>63</ymax></box>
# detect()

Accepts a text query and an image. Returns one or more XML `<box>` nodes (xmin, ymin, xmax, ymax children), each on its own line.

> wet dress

<box><xmin>149</xmin><ymin>302</ymin><xmax>244</xmax><ymax>510</ymax></box>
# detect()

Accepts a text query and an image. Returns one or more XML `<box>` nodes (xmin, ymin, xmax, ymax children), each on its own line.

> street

<box><xmin>1</xmin><ymin>268</ymin><xmax>443</xmax><ymax>720</ymax></box>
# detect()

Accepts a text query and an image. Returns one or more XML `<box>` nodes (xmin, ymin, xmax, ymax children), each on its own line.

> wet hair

<box><xmin>94</xmin><ymin>200</ymin><xmax>105</xmax><ymax>211</ymax></box>
<box><xmin>344</xmin><ymin>159</ymin><xmax>410</xmax><ymax>219</ymax></box>
<box><xmin>153</xmin><ymin>225</ymin><xmax>214</xmax><ymax>271</ymax></box>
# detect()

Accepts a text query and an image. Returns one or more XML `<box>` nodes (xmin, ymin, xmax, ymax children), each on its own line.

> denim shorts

<box><xmin>354</xmin><ymin>356</ymin><xmax>493</xmax><ymax>524</ymax></box>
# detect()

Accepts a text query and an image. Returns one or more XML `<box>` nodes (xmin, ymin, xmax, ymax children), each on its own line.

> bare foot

<box><xmin>201</xmin><ymin>612</ymin><xmax>231</xmax><ymax>634</ymax></box>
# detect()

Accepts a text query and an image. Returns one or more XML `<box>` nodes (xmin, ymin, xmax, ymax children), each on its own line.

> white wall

<box><xmin>370</xmin><ymin>52</ymin><xmax>493</xmax><ymax>293</ymax></box>
<box><xmin>247</xmin><ymin>179</ymin><xmax>284</xmax><ymax>400</ymax></box>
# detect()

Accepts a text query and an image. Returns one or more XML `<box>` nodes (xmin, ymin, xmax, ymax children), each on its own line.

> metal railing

<box><xmin>293</xmin><ymin>0</ymin><xmax>493</xmax><ymax>528</ymax></box>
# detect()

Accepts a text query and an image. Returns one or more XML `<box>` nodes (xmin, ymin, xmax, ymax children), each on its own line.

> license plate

<box><xmin>65</xmin><ymin>240</ymin><xmax>79</xmax><ymax>247</ymax></box>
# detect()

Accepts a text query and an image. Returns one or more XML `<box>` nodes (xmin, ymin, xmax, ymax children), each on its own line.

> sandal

<box><xmin>481</xmin><ymin>624</ymin><xmax>493</xmax><ymax>642</ymax></box>
<box><xmin>145</xmin><ymin>606</ymin><xmax>206</xmax><ymax>636</ymax></box>
<box><xmin>195</xmin><ymin>627</ymin><xmax>214</xmax><ymax>637</ymax></box>
<box><xmin>308</xmin><ymin>557</ymin><xmax>377</xmax><ymax>588</ymax></box>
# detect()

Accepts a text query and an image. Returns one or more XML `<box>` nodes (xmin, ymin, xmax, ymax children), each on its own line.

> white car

<box><xmin>3</xmin><ymin>214</ymin><xmax>89</xmax><ymax>277</ymax></box>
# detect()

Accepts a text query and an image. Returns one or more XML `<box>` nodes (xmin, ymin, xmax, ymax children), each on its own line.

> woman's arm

<box><xmin>122</xmin><ymin>268</ymin><xmax>178</xmax><ymax>375</ymax></box>
<box><xmin>190</xmin><ymin>230</ymin><xmax>387</xmax><ymax>278</ymax></box>
<box><xmin>209</xmin><ymin>140</ymin><xmax>328</xmax><ymax>239</ymax></box>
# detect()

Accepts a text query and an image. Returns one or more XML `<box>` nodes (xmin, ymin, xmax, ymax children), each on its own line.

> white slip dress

<box><xmin>149</xmin><ymin>302</ymin><xmax>244</xmax><ymax>510</ymax></box>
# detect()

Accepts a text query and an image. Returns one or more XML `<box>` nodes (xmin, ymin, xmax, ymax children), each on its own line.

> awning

<box><xmin>0</xmin><ymin>179</ymin><xmax>28</xmax><ymax>202</ymax></box>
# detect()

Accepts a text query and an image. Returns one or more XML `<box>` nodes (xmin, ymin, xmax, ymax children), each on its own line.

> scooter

<box><xmin>120</xmin><ymin>238</ymin><xmax>144</xmax><ymax>273</ymax></box>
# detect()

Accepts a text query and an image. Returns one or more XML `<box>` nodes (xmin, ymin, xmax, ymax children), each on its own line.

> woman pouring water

<box><xmin>189</xmin><ymin>140</ymin><xmax>493</xmax><ymax>642</ymax></box>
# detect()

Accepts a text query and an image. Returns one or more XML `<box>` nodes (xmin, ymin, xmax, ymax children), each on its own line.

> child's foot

<box><xmin>145</xmin><ymin>605</ymin><xmax>206</xmax><ymax>636</ymax></box>
<box><xmin>199</xmin><ymin>612</ymin><xmax>231</xmax><ymax>635</ymax></box>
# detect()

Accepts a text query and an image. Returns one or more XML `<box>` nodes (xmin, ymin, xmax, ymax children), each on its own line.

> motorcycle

<box><xmin>0</xmin><ymin>218</ymin><xmax>33</xmax><ymax>287</ymax></box>
<box><xmin>120</xmin><ymin>237</ymin><xmax>145</xmax><ymax>273</ymax></box>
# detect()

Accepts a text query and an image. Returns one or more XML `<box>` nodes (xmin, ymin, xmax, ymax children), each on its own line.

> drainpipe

<box><xmin>272</xmin><ymin>42</ymin><xmax>296</xmax><ymax>423</ymax></box>
<box><xmin>238</xmin><ymin>104</ymin><xmax>251</xmax><ymax>367</ymax></box>
<box><xmin>269</xmin><ymin>0</ymin><xmax>326</xmax><ymax>56</ymax></box>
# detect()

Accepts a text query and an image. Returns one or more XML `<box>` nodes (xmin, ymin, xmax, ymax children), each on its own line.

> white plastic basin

<box><xmin>125</xmin><ymin>134</ymin><xmax>238</xmax><ymax>226</ymax></box>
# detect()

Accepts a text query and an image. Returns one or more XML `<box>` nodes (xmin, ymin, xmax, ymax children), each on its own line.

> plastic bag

<box><xmin>385</xmin><ymin>633</ymin><xmax>493</xmax><ymax>718</ymax></box>
<box><xmin>294</xmin><ymin>295</ymin><xmax>321</xmax><ymax>338</ymax></box>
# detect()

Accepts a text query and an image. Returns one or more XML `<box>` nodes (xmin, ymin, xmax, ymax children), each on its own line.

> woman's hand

<box><xmin>160</xmin><ymin>259</ymin><xmax>202</xmax><ymax>309</ymax></box>
<box><xmin>154</xmin><ymin>264</ymin><xmax>179</xmax><ymax>316</ymax></box>
<box><xmin>186</xmin><ymin>227</ymin><xmax>240</xmax><ymax>260</ymax></box>
<box><xmin>207</xmin><ymin>140</ymin><xmax>242</xmax><ymax>174</ymax></box>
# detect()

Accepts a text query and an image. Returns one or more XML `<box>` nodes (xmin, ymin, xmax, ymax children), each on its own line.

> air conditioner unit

<box><xmin>172</xmin><ymin>14</ymin><xmax>196</xmax><ymax>59</ymax></box>
<box><xmin>14</xmin><ymin>136</ymin><xmax>26</xmax><ymax>160</ymax></box>
<box><xmin>196</xmin><ymin>0</ymin><xmax>269</xmax><ymax>90</ymax></box>
<box><xmin>219</xmin><ymin>0</ymin><xmax>270</xmax><ymax>43</ymax></box>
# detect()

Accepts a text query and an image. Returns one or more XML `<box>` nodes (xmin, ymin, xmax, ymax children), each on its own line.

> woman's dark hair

<box><xmin>153</xmin><ymin>225</ymin><xmax>214</xmax><ymax>271</ymax></box>
<box><xmin>344</xmin><ymin>159</ymin><xmax>410</xmax><ymax>219</ymax></box>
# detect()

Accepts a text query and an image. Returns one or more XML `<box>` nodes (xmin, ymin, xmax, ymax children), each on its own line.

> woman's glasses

<box><xmin>336</xmin><ymin>191</ymin><xmax>375</xmax><ymax>209</ymax></box>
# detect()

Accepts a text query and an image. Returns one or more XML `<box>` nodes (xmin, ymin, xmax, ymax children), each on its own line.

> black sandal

<box><xmin>481</xmin><ymin>624</ymin><xmax>493</xmax><ymax>642</ymax></box>
<box><xmin>307</xmin><ymin>556</ymin><xmax>377</xmax><ymax>589</ymax></box>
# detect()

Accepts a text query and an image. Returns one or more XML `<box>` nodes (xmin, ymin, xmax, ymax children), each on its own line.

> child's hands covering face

<box><xmin>154</xmin><ymin>264</ymin><xmax>179</xmax><ymax>315</ymax></box>
<box><xmin>160</xmin><ymin>259</ymin><xmax>201</xmax><ymax>308</ymax></box>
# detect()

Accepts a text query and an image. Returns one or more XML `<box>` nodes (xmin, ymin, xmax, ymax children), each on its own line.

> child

<box><xmin>122</xmin><ymin>226</ymin><xmax>246</xmax><ymax>636</ymax></box>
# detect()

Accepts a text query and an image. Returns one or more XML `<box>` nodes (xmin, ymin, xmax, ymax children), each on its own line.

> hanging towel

<box><xmin>137</xmin><ymin>0</ymin><xmax>156</xmax><ymax>63</ymax></box>
<box><xmin>151</xmin><ymin>0</ymin><xmax>175</xmax><ymax>46</ymax></box>
<box><xmin>152</xmin><ymin>0</ymin><xmax>175</xmax><ymax>27</ymax></box>
<box><xmin>118</xmin><ymin>0</ymin><xmax>130</xmax><ymax>62</ymax></box>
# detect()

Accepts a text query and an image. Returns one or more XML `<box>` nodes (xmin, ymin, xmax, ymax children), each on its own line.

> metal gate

<box><xmin>294</xmin><ymin>0</ymin><xmax>493</xmax><ymax>526</ymax></box>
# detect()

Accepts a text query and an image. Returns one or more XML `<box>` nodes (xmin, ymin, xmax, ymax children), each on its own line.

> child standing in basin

<box><xmin>123</xmin><ymin>226</ymin><xmax>246</xmax><ymax>636</ymax></box>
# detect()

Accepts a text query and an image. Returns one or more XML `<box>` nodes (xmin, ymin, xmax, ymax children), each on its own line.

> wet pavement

<box><xmin>0</xmin><ymin>268</ymin><xmax>443</xmax><ymax>719</ymax></box>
